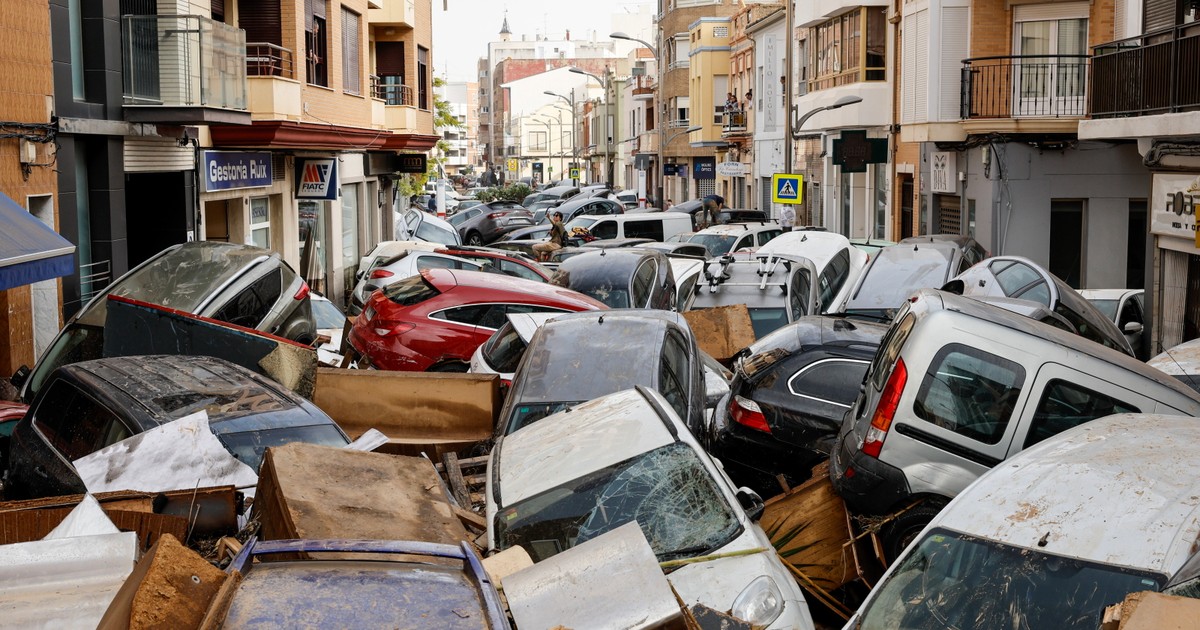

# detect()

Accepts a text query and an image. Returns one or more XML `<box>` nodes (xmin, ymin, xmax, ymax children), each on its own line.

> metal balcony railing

<box><xmin>723</xmin><ymin>109</ymin><xmax>747</xmax><ymax>133</ymax></box>
<box><xmin>961</xmin><ymin>55</ymin><xmax>1090</xmax><ymax>119</ymax></box>
<box><xmin>667</xmin><ymin>118</ymin><xmax>691</xmax><ymax>128</ymax></box>
<box><xmin>79</xmin><ymin>260</ymin><xmax>112</xmax><ymax>304</ymax></box>
<box><xmin>1090</xmin><ymin>23</ymin><xmax>1200</xmax><ymax>118</ymax></box>
<box><xmin>667</xmin><ymin>59</ymin><xmax>690</xmax><ymax>71</ymax></box>
<box><xmin>246</xmin><ymin>43</ymin><xmax>294</xmax><ymax>78</ymax></box>
<box><xmin>371</xmin><ymin>75</ymin><xmax>414</xmax><ymax>106</ymax></box>
<box><xmin>122</xmin><ymin>14</ymin><xmax>247</xmax><ymax>109</ymax></box>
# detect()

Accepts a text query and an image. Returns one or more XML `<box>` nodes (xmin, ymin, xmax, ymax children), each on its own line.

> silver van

<box><xmin>830</xmin><ymin>288</ymin><xmax>1200</xmax><ymax>558</ymax></box>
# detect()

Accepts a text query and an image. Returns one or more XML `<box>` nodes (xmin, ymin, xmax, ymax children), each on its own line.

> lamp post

<box><xmin>611</xmin><ymin>31</ymin><xmax>662</xmax><ymax>206</ymax></box>
<box><xmin>791</xmin><ymin>95</ymin><xmax>864</xmax><ymax>138</ymax></box>
<box><xmin>533</xmin><ymin>113</ymin><xmax>565</xmax><ymax>181</ymax></box>
<box><xmin>544</xmin><ymin>90</ymin><xmax>577</xmax><ymax>184</ymax></box>
<box><xmin>661</xmin><ymin>126</ymin><xmax>701</xmax><ymax>198</ymax></box>
<box><xmin>570</xmin><ymin>67</ymin><xmax>612</xmax><ymax>188</ymax></box>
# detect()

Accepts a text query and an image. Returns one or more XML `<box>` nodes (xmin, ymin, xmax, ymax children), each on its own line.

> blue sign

<box><xmin>693</xmin><ymin>157</ymin><xmax>716</xmax><ymax>180</ymax></box>
<box><xmin>202</xmin><ymin>151</ymin><xmax>272</xmax><ymax>192</ymax></box>
<box><xmin>663</xmin><ymin>164</ymin><xmax>683</xmax><ymax>176</ymax></box>
<box><xmin>772</xmin><ymin>173</ymin><xmax>804</xmax><ymax>205</ymax></box>
<box><xmin>296</xmin><ymin>157</ymin><xmax>339</xmax><ymax>200</ymax></box>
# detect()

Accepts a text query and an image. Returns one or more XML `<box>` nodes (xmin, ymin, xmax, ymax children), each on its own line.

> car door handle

<box><xmin>33</xmin><ymin>465</ymin><xmax>50</xmax><ymax>479</ymax></box>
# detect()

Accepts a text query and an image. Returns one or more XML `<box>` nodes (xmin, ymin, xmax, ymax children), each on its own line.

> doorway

<box><xmin>1049</xmin><ymin>199</ymin><xmax>1085</xmax><ymax>288</ymax></box>
<box><xmin>900</xmin><ymin>175</ymin><xmax>913</xmax><ymax>238</ymax></box>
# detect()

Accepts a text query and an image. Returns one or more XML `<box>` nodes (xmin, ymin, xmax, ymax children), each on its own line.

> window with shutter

<box><xmin>342</xmin><ymin>8</ymin><xmax>361</xmax><ymax>95</ymax></box>
<box><xmin>1143</xmin><ymin>0</ymin><xmax>1177</xmax><ymax>32</ymax></box>
<box><xmin>306</xmin><ymin>0</ymin><xmax>329</xmax><ymax>87</ymax></box>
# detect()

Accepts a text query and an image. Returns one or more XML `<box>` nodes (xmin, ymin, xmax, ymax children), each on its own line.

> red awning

<box><xmin>210</xmin><ymin>120</ymin><xmax>439</xmax><ymax>152</ymax></box>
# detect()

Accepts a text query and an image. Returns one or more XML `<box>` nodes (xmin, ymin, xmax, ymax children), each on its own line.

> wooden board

<box><xmin>760</xmin><ymin>463</ymin><xmax>858</xmax><ymax>591</ymax></box>
<box><xmin>682</xmin><ymin>304</ymin><xmax>756</xmax><ymax>362</ymax></box>
<box><xmin>97</xmin><ymin>534</ymin><xmax>228</xmax><ymax>630</ymax></box>
<box><xmin>312</xmin><ymin>368</ymin><xmax>500</xmax><ymax>442</ymax></box>
<box><xmin>253</xmin><ymin>442</ymin><xmax>468</xmax><ymax>559</ymax></box>
<box><xmin>0</xmin><ymin>487</ymin><xmax>239</xmax><ymax>540</ymax></box>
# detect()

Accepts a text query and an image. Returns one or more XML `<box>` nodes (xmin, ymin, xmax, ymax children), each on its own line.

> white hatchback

<box><xmin>486</xmin><ymin>388</ymin><xmax>815</xmax><ymax>629</ymax></box>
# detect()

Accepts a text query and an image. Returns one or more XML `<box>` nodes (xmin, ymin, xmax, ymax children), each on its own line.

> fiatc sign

<box><xmin>202</xmin><ymin>151</ymin><xmax>271</xmax><ymax>192</ymax></box>
<box><xmin>296</xmin><ymin>158</ymin><xmax>339</xmax><ymax>200</ymax></box>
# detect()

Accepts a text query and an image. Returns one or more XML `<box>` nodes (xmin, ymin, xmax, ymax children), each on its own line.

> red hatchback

<box><xmin>349</xmin><ymin>268</ymin><xmax>607</xmax><ymax>372</ymax></box>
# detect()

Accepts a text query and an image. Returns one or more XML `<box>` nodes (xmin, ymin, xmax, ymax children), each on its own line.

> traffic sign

<box><xmin>506</xmin><ymin>158</ymin><xmax>518</xmax><ymax>171</ymax></box>
<box><xmin>772</xmin><ymin>173</ymin><xmax>804</xmax><ymax>205</ymax></box>
<box><xmin>569</xmin><ymin>167</ymin><xmax>581</xmax><ymax>180</ymax></box>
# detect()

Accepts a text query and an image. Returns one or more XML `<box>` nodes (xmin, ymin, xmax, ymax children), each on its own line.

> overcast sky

<box><xmin>432</xmin><ymin>0</ymin><xmax>654</xmax><ymax>83</ymax></box>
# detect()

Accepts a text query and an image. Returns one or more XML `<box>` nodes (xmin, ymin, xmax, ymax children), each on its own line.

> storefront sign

<box><xmin>693</xmin><ymin>157</ymin><xmax>716</xmax><ymax>180</ymax></box>
<box><xmin>716</xmin><ymin>161</ymin><xmax>746</xmax><ymax>177</ymax></box>
<box><xmin>1150</xmin><ymin>173</ymin><xmax>1200</xmax><ymax>241</ymax></box>
<box><xmin>296</xmin><ymin>158</ymin><xmax>339</xmax><ymax>200</ymax></box>
<box><xmin>202</xmin><ymin>151</ymin><xmax>271</xmax><ymax>192</ymax></box>
<box><xmin>930</xmin><ymin>152</ymin><xmax>957</xmax><ymax>193</ymax></box>
<box><xmin>664</xmin><ymin>164</ymin><xmax>684</xmax><ymax>177</ymax></box>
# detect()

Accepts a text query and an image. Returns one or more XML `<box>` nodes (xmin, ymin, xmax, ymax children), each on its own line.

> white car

<box><xmin>348</xmin><ymin>240</ymin><xmax>481</xmax><ymax>314</ymax></box>
<box><xmin>669</xmin><ymin>257</ymin><xmax>705</xmax><ymax>312</ymax></box>
<box><xmin>757</xmin><ymin>231</ymin><xmax>868</xmax><ymax>314</ymax></box>
<box><xmin>309</xmin><ymin>293</ymin><xmax>351</xmax><ymax>366</ymax></box>
<box><xmin>469</xmin><ymin>312</ymin><xmax>561</xmax><ymax>382</ymax></box>
<box><xmin>485</xmin><ymin>388</ymin><xmax>815</xmax><ymax>629</ymax></box>
<box><xmin>1079</xmin><ymin>288</ymin><xmax>1146</xmax><ymax>356</ymax></box>
<box><xmin>845</xmin><ymin>414</ymin><xmax>1200</xmax><ymax>629</ymax></box>
<box><xmin>394</xmin><ymin>207</ymin><xmax>461</xmax><ymax>246</ymax></box>
<box><xmin>687</xmin><ymin>223</ymin><xmax>783</xmax><ymax>259</ymax></box>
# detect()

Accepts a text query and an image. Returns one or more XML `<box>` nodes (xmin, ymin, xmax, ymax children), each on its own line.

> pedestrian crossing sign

<box><xmin>570</xmin><ymin>167</ymin><xmax>581</xmax><ymax>180</ymax></box>
<box><xmin>772</xmin><ymin>174</ymin><xmax>803</xmax><ymax>204</ymax></box>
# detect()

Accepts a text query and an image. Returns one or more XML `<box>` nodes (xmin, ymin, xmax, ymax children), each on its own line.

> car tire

<box><xmin>880</xmin><ymin>501</ymin><xmax>945</xmax><ymax>563</ymax></box>
<box><xmin>467</xmin><ymin>232</ymin><xmax>484</xmax><ymax>246</ymax></box>
<box><xmin>428</xmin><ymin>360</ymin><xmax>470</xmax><ymax>373</ymax></box>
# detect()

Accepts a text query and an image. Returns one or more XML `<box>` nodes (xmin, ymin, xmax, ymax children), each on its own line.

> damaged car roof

<box><xmin>936</xmin><ymin>414</ymin><xmax>1200</xmax><ymax>576</ymax></box>
<box><xmin>497</xmin><ymin>388</ymin><xmax>676</xmax><ymax>506</ymax></box>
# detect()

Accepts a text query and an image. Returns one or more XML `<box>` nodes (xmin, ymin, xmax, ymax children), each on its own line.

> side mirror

<box><xmin>1123</xmin><ymin>321</ymin><xmax>1144</xmax><ymax>334</ymax></box>
<box><xmin>10</xmin><ymin>365</ymin><xmax>29</xmax><ymax>389</ymax></box>
<box><xmin>736</xmin><ymin>487</ymin><xmax>765</xmax><ymax>522</ymax></box>
<box><xmin>355</xmin><ymin>270</ymin><xmax>364</xmax><ymax>281</ymax></box>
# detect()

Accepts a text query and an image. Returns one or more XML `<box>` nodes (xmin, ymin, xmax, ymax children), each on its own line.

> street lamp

<box><xmin>533</xmin><ymin>113</ymin><xmax>566</xmax><ymax>180</ymax></box>
<box><xmin>791</xmin><ymin>96</ymin><xmax>864</xmax><ymax>139</ymax></box>
<box><xmin>544</xmin><ymin>90</ymin><xmax>578</xmax><ymax>184</ymax></box>
<box><xmin>570</xmin><ymin>67</ymin><xmax>613</xmax><ymax>187</ymax></box>
<box><xmin>612</xmin><ymin>31</ymin><xmax>663</xmax><ymax>207</ymax></box>
<box><xmin>661</xmin><ymin>126</ymin><xmax>701</xmax><ymax>194</ymax></box>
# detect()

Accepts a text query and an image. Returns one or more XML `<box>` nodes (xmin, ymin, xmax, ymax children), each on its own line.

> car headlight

<box><xmin>730</xmin><ymin>575</ymin><xmax>784</xmax><ymax>626</ymax></box>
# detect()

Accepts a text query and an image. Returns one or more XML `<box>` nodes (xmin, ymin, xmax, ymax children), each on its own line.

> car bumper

<box><xmin>829</xmin><ymin>428</ymin><xmax>910</xmax><ymax>515</ymax></box>
<box><xmin>709</xmin><ymin>408</ymin><xmax>824</xmax><ymax>495</ymax></box>
<box><xmin>347</xmin><ymin>327</ymin><xmax>434</xmax><ymax>371</ymax></box>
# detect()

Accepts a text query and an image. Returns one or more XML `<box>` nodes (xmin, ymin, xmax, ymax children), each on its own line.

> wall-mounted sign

<box><xmin>693</xmin><ymin>157</ymin><xmax>716</xmax><ymax>180</ymax></box>
<box><xmin>395</xmin><ymin>154</ymin><xmax>427</xmax><ymax>174</ymax></box>
<box><xmin>664</xmin><ymin>164</ymin><xmax>684</xmax><ymax>176</ymax></box>
<box><xmin>930</xmin><ymin>151</ymin><xmax>957</xmax><ymax>193</ymax></box>
<box><xmin>296</xmin><ymin>158</ymin><xmax>339</xmax><ymax>200</ymax></box>
<box><xmin>202</xmin><ymin>151</ymin><xmax>271</xmax><ymax>192</ymax></box>
<box><xmin>716</xmin><ymin>161</ymin><xmax>746</xmax><ymax>177</ymax></box>
<box><xmin>1151</xmin><ymin>173</ymin><xmax>1200</xmax><ymax>242</ymax></box>
<box><xmin>832</xmin><ymin>130</ymin><xmax>888</xmax><ymax>173</ymax></box>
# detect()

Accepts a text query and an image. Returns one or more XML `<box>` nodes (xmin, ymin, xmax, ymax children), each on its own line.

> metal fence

<box><xmin>961</xmin><ymin>55</ymin><xmax>1090</xmax><ymax>119</ymax></box>
<box><xmin>371</xmin><ymin>75</ymin><xmax>414</xmax><ymax>106</ymax></box>
<box><xmin>122</xmin><ymin>14</ymin><xmax>247</xmax><ymax>109</ymax></box>
<box><xmin>1090</xmin><ymin>24</ymin><xmax>1200</xmax><ymax>117</ymax></box>
<box><xmin>246</xmin><ymin>43</ymin><xmax>294</xmax><ymax>78</ymax></box>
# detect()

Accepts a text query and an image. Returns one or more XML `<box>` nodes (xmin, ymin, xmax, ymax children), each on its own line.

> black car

<box><xmin>6</xmin><ymin>354</ymin><xmax>350</xmax><ymax>499</ymax></box>
<box><xmin>550</xmin><ymin>248</ymin><xmax>675</xmax><ymax>310</ymax></box>
<box><xmin>709</xmin><ymin>316</ymin><xmax>888</xmax><ymax>497</ymax></box>
<box><xmin>496</xmin><ymin>310</ymin><xmax>707</xmax><ymax>437</ymax></box>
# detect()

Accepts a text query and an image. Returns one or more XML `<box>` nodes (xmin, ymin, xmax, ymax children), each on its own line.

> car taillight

<box><xmin>862</xmin><ymin>358</ymin><xmax>907</xmax><ymax>458</ymax></box>
<box><xmin>730</xmin><ymin>395</ymin><xmax>771</xmax><ymax>434</ymax></box>
<box><xmin>487</xmin><ymin>212</ymin><xmax>508</xmax><ymax>219</ymax></box>
<box><xmin>371</xmin><ymin>320</ymin><xmax>415</xmax><ymax>337</ymax></box>
<box><xmin>293</xmin><ymin>282</ymin><xmax>310</xmax><ymax>300</ymax></box>
<box><xmin>370</xmin><ymin>269</ymin><xmax>394</xmax><ymax>279</ymax></box>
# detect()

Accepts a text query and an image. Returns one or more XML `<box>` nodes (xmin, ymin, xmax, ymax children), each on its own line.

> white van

<box><xmin>846</xmin><ymin>414</ymin><xmax>1200</xmax><ymax>630</ymax></box>
<box><xmin>565</xmin><ymin>213</ymin><xmax>693</xmax><ymax>243</ymax></box>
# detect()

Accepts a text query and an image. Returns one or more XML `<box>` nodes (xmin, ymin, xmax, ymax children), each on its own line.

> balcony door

<box><xmin>1014</xmin><ymin>6</ymin><xmax>1089</xmax><ymax>117</ymax></box>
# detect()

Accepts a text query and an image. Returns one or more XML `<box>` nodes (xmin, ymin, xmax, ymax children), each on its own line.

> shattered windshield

<box><xmin>494</xmin><ymin>442</ymin><xmax>741</xmax><ymax>564</ymax></box>
<box><xmin>857</xmin><ymin>529</ymin><xmax>1164</xmax><ymax>630</ymax></box>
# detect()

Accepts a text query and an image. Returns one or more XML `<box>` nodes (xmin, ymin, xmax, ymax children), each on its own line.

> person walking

<box><xmin>780</xmin><ymin>204</ymin><xmax>796</xmax><ymax>233</ymax></box>
<box><xmin>534</xmin><ymin>211</ymin><xmax>566</xmax><ymax>262</ymax></box>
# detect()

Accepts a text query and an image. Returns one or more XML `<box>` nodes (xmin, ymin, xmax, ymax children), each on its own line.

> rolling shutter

<box><xmin>238</xmin><ymin>0</ymin><xmax>281</xmax><ymax>45</ymax></box>
<box><xmin>940</xmin><ymin>7</ymin><xmax>968</xmax><ymax>121</ymax></box>
<box><xmin>1143</xmin><ymin>0</ymin><xmax>1176</xmax><ymax>32</ymax></box>
<box><xmin>913</xmin><ymin>11</ymin><xmax>929</xmax><ymax>121</ymax></box>
<box><xmin>376</xmin><ymin>42</ymin><xmax>405</xmax><ymax>77</ymax></box>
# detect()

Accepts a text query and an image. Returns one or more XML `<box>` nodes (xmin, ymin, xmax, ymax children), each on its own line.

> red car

<box><xmin>349</xmin><ymin>268</ymin><xmax>606</xmax><ymax>372</ymax></box>
<box><xmin>434</xmin><ymin>245</ymin><xmax>553</xmax><ymax>283</ymax></box>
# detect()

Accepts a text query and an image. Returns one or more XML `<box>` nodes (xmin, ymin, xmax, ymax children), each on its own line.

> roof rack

<box><xmin>702</xmin><ymin>253</ymin><xmax>792</xmax><ymax>293</ymax></box>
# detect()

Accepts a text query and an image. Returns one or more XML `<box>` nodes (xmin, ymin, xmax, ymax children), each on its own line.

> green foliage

<box><xmin>477</xmin><ymin>183</ymin><xmax>532</xmax><ymax>204</ymax></box>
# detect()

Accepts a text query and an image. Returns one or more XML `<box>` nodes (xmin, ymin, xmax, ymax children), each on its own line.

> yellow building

<box><xmin>685</xmin><ymin>17</ymin><xmax>733</xmax><ymax>200</ymax></box>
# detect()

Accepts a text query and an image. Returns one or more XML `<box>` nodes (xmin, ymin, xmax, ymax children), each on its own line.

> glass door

<box><xmin>1014</xmin><ymin>17</ymin><xmax>1088</xmax><ymax>116</ymax></box>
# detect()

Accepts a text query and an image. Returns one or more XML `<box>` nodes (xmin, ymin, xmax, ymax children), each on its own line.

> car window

<box><xmin>789</xmin><ymin>358</ymin><xmax>871</xmax><ymax>407</ymax></box>
<box><xmin>34</xmin><ymin>380</ymin><xmax>130</xmax><ymax>461</ymax></box>
<box><xmin>913</xmin><ymin>343</ymin><xmax>1025</xmax><ymax>445</ymax></box>
<box><xmin>658</xmin><ymin>330</ymin><xmax>690</xmax><ymax>418</ymax></box>
<box><xmin>382</xmin><ymin>274</ymin><xmax>440</xmax><ymax>306</ymax></box>
<box><xmin>757</xmin><ymin>230</ymin><xmax>782</xmax><ymax>246</ymax></box>
<box><xmin>818</xmin><ymin>249</ymin><xmax>851</xmax><ymax>311</ymax></box>
<box><xmin>676</xmin><ymin>274</ymin><xmax>699</xmax><ymax>312</ymax></box>
<box><xmin>590</xmin><ymin>220</ymin><xmax>618</xmax><ymax>240</ymax></box>
<box><xmin>632</xmin><ymin>260</ymin><xmax>657</xmax><ymax>307</ymax></box>
<box><xmin>499</xmin><ymin>259</ymin><xmax>544</xmax><ymax>282</ymax></box>
<box><xmin>601</xmin><ymin>200</ymin><xmax>622</xmax><ymax>214</ymax></box>
<box><xmin>733</xmin><ymin>235</ymin><xmax>752</xmax><ymax>252</ymax></box>
<box><xmin>869</xmin><ymin>309</ymin><xmax>915</xmax><ymax>393</ymax></box>
<box><xmin>1118</xmin><ymin>297</ymin><xmax>1143</xmax><ymax>328</ymax></box>
<box><xmin>432</xmin><ymin>304</ymin><xmax>494</xmax><ymax>326</ymax></box>
<box><xmin>789</xmin><ymin>268</ymin><xmax>812</xmax><ymax>318</ymax></box>
<box><xmin>415</xmin><ymin>219</ymin><xmax>460</xmax><ymax>246</ymax></box>
<box><xmin>482</xmin><ymin>322</ymin><xmax>527</xmax><ymax>373</ymax></box>
<box><xmin>626</xmin><ymin>220</ymin><xmax>665</xmax><ymax>241</ymax></box>
<box><xmin>417</xmin><ymin>254</ymin><xmax>476</xmax><ymax>271</ymax></box>
<box><xmin>1024</xmin><ymin>380</ymin><xmax>1138</xmax><ymax>448</ymax></box>
<box><xmin>212</xmin><ymin>268</ymin><xmax>283</xmax><ymax>328</ymax></box>
<box><xmin>993</xmin><ymin>260</ymin><xmax>1044</xmax><ymax>299</ymax></box>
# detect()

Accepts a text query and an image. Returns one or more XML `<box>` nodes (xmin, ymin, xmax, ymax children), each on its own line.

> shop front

<box><xmin>1150</xmin><ymin>173</ymin><xmax>1200</xmax><ymax>353</ymax></box>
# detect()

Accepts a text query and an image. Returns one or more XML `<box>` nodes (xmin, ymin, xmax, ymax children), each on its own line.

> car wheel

<box><xmin>467</xmin><ymin>232</ymin><xmax>484</xmax><ymax>246</ymax></box>
<box><xmin>880</xmin><ymin>501</ymin><xmax>945</xmax><ymax>562</ymax></box>
<box><xmin>428</xmin><ymin>360</ymin><xmax>470</xmax><ymax>373</ymax></box>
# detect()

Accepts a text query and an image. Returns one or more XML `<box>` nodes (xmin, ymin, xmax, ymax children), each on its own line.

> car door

<box><xmin>731</xmin><ymin>233</ymin><xmax>754</xmax><ymax>252</ymax></box>
<box><xmin>1117</xmin><ymin>292</ymin><xmax>1145</xmax><ymax>355</ymax></box>
<box><xmin>1007</xmin><ymin>363</ymin><xmax>1146</xmax><ymax>455</ymax></box>
<box><xmin>428</xmin><ymin>303</ymin><xmax>499</xmax><ymax>358</ymax></box>
<box><xmin>764</xmin><ymin>351</ymin><xmax>872</xmax><ymax>446</ymax></box>
<box><xmin>210</xmin><ymin>267</ymin><xmax>284</xmax><ymax>330</ymax></box>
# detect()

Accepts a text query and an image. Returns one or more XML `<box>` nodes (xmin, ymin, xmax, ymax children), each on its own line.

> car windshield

<box><xmin>494</xmin><ymin>442</ymin><xmax>741</xmax><ymax>564</ymax></box>
<box><xmin>578</xmin><ymin>286</ymin><xmax>630</xmax><ymax>309</ymax></box>
<box><xmin>382</xmin><ymin>275</ymin><xmax>440</xmax><ymax>306</ymax></box>
<box><xmin>848</xmin><ymin>248</ymin><xmax>952</xmax><ymax>312</ymax></box>
<box><xmin>857</xmin><ymin>528</ymin><xmax>1164</xmax><ymax>630</ymax></box>
<box><xmin>216</xmin><ymin>424</ymin><xmax>348</xmax><ymax>471</ymax></box>
<box><xmin>1087</xmin><ymin>298</ymin><xmax>1119</xmax><ymax>320</ymax></box>
<box><xmin>688</xmin><ymin>234</ymin><xmax>737</xmax><ymax>257</ymax></box>
<box><xmin>415</xmin><ymin>219</ymin><xmax>460</xmax><ymax>246</ymax></box>
<box><xmin>311</xmin><ymin>299</ymin><xmax>347</xmax><ymax>329</ymax></box>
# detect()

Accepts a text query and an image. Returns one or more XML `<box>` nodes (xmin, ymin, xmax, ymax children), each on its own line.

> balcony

<box><xmin>722</xmin><ymin>109</ymin><xmax>747</xmax><ymax>137</ymax></box>
<box><xmin>245</xmin><ymin>42</ymin><xmax>300</xmax><ymax>121</ymax></box>
<box><xmin>246</xmin><ymin>43</ymin><xmax>294</xmax><ymax>78</ymax></box>
<box><xmin>960</xmin><ymin>55</ymin><xmax>1089</xmax><ymax>134</ymax></box>
<box><xmin>632</xmin><ymin>75</ymin><xmax>656</xmax><ymax>101</ymax></box>
<box><xmin>368</xmin><ymin>0</ymin><xmax>416</xmax><ymax>28</ymax></box>
<box><xmin>667</xmin><ymin>59</ymin><xmax>690</xmax><ymax>71</ymax></box>
<box><xmin>121</xmin><ymin>15</ymin><xmax>250</xmax><ymax>125</ymax></box>
<box><xmin>1090</xmin><ymin>24</ymin><xmax>1200</xmax><ymax>119</ymax></box>
<box><xmin>667</xmin><ymin>118</ymin><xmax>691</xmax><ymax>129</ymax></box>
<box><xmin>370</xmin><ymin>75</ymin><xmax>418</xmax><ymax>133</ymax></box>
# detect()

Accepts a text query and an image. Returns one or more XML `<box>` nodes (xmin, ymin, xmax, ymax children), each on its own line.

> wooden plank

<box><xmin>760</xmin><ymin>462</ymin><xmax>857</xmax><ymax>592</ymax></box>
<box><xmin>452</xmin><ymin>505</ymin><xmax>487</xmax><ymax>531</ymax></box>
<box><xmin>442</xmin><ymin>452</ymin><xmax>471</xmax><ymax>508</ymax></box>
<box><xmin>463</xmin><ymin>473</ymin><xmax>486</xmax><ymax>486</ymax></box>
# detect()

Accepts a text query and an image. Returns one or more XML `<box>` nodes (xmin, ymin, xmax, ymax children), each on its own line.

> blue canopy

<box><xmin>0</xmin><ymin>192</ymin><xmax>75</xmax><ymax>291</ymax></box>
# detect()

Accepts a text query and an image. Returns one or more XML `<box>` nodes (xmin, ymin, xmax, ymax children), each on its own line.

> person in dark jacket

<box><xmin>534</xmin><ymin>211</ymin><xmax>566</xmax><ymax>261</ymax></box>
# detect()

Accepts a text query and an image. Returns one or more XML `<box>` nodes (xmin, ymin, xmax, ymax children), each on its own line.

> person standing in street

<box><xmin>780</xmin><ymin>204</ymin><xmax>796</xmax><ymax>232</ymax></box>
<box><xmin>534</xmin><ymin>211</ymin><xmax>566</xmax><ymax>262</ymax></box>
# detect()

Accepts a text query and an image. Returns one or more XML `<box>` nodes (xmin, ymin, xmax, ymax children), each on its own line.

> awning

<box><xmin>0</xmin><ymin>192</ymin><xmax>75</xmax><ymax>291</ymax></box>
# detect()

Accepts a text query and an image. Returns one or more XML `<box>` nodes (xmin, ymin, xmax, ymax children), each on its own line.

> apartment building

<box><xmin>1077</xmin><ymin>0</ymin><xmax>1198</xmax><ymax>352</ymax></box>
<box><xmin>682</xmin><ymin>17</ymin><xmax>733</xmax><ymax>202</ymax></box>
<box><xmin>742</xmin><ymin>5</ymin><xmax>786</xmax><ymax>213</ymax></box>
<box><xmin>0</xmin><ymin>0</ymin><xmax>67</xmax><ymax>373</ymax></box>
<box><xmin>622</xmin><ymin>48</ymin><xmax>657</xmax><ymax>201</ymax></box>
<box><xmin>438</xmin><ymin>81</ymin><xmax>479</xmax><ymax>176</ymax></box>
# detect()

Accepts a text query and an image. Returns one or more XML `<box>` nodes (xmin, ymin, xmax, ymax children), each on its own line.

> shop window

<box><xmin>250</xmin><ymin>197</ymin><xmax>270</xmax><ymax>249</ymax></box>
<box><xmin>342</xmin><ymin>183</ymin><xmax>360</xmax><ymax>274</ymax></box>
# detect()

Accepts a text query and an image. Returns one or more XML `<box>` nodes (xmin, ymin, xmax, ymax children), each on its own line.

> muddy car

<box><xmin>551</xmin><ymin>249</ymin><xmax>676</xmax><ymax>310</ymax></box>
<box><xmin>14</xmin><ymin>242</ymin><xmax>316</xmax><ymax>405</ymax></box>
<box><xmin>6</xmin><ymin>354</ymin><xmax>349</xmax><ymax>499</ymax></box>
<box><xmin>486</xmin><ymin>387</ymin><xmax>816</xmax><ymax>629</ymax></box>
